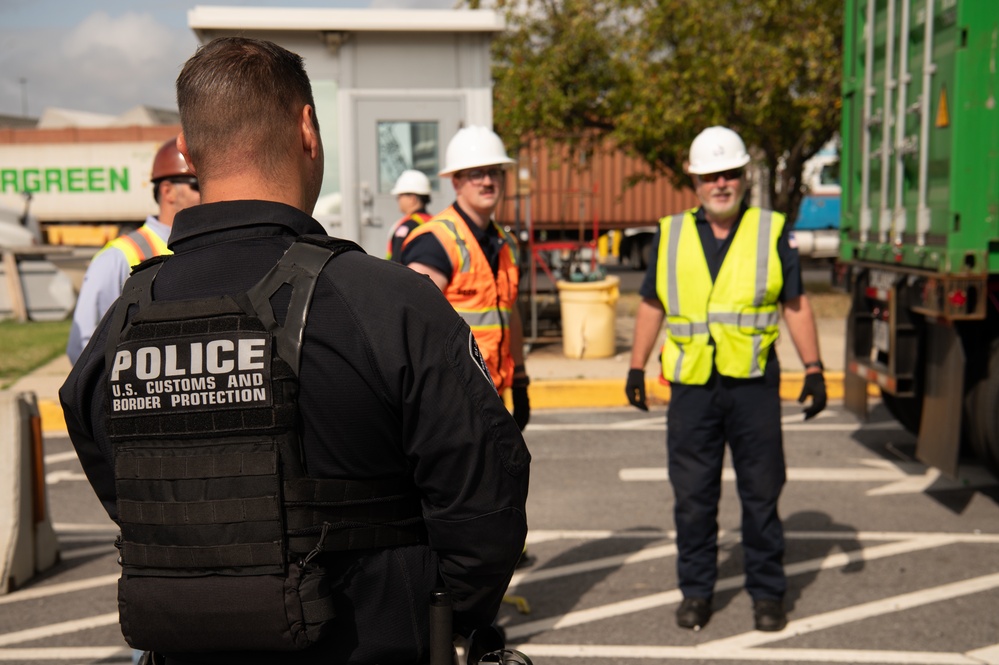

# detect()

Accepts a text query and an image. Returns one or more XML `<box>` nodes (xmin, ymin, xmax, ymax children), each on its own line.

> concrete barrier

<box><xmin>0</xmin><ymin>390</ymin><xmax>60</xmax><ymax>594</ymax></box>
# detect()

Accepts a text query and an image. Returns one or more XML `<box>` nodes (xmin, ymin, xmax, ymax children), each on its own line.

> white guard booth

<box><xmin>188</xmin><ymin>6</ymin><xmax>504</xmax><ymax>256</ymax></box>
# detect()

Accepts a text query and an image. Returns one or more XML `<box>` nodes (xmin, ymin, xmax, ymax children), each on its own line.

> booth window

<box><xmin>378</xmin><ymin>121</ymin><xmax>439</xmax><ymax>193</ymax></box>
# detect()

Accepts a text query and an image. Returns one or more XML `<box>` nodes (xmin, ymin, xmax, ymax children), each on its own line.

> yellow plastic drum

<box><xmin>555</xmin><ymin>275</ymin><xmax>620</xmax><ymax>359</ymax></box>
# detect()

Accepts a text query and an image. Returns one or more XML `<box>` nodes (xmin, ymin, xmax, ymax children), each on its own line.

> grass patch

<box><xmin>0</xmin><ymin>318</ymin><xmax>71</xmax><ymax>389</ymax></box>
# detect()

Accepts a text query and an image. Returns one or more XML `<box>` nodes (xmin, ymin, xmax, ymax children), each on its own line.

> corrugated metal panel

<box><xmin>498</xmin><ymin>137</ymin><xmax>699</xmax><ymax>234</ymax></box>
<box><xmin>0</xmin><ymin>125</ymin><xmax>180</xmax><ymax>145</ymax></box>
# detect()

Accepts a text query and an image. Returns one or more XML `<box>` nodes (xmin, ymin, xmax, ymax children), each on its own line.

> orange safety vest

<box><xmin>385</xmin><ymin>211</ymin><xmax>432</xmax><ymax>260</ymax></box>
<box><xmin>404</xmin><ymin>205</ymin><xmax>519</xmax><ymax>392</ymax></box>
<box><xmin>97</xmin><ymin>223</ymin><xmax>171</xmax><ymax>267</ymax></box>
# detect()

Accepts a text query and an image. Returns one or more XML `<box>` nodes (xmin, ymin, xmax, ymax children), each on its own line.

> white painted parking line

<box><xmin>527</xmin><ymin>529</ymin><xmax>672</xmax><ymax>544</ymax></box>
<box><xmin>0</xmin><ymin>612</ymin><xmax>119</xmax><ymax>647</ymax></box>
<box><xmin>701</xmin><ymin>572</ymin><xmax>999</xmax><ymax>651</ymax></box>
<box><xmin>45</xmin><ymin>469</ymin><xmax>89</xmax><ymax>484</ymax></box>
<box><xmin>620</xmin><ymin>466</ymin><xmax>904</xmax><ymax>482</ymax></box>
<box><xmin>966</xmin><ymin>644</ymin><xmax>999</xmax><ymax>664</ymax></box>
<box><xmin>505</xmin><ymin>536</ymin><xmax>959</xmax><ymax>640</ymax></box>
<box><xmin>60</xmin><ymin>544</ymin><xmax>116</xmax><ymax>560</ymax></box>
<box><xmin>0</xmin><ymin>574</ymin><xmax>118</xmax><ymax>606</ymax></box>
<box><xmin>527</xmin><ymin>406</ymin><xmax>903</xmax><ymax>433</ymax></box>
<box><xmin>511</xmin><ymin>643</ymin><xmax>985</xmax><ymax>663</ymax></box>
<box><xmin>0</xmin><ymin>647</ymin><xmax>130</xmax><ymax>661</ymax></box>
<box><xmin>510</xmin><ymin>544</ymin><xmax>678</xmax><ymax>588</ymax></box>
<box><xmin>526</xmin><ymin>528</ymin><xmax>999</xmax><ymax>545</ymax></box>
<box><xmin>619</xmin><ymin>460</ymin><xmax>998</xmax><ymax>495</ymax></box>
<box><xmin>43</xmin><ymin>451</ymin><xmax>80</xmax><ymax>465</ymax></box>
<box><xmin>528</xmin><ymin>421</ymin><xmax>877</xmax><ymax>432</ymax></box>
<box><xmin>53</xmin><ymin>522</ymin><xmax>117</xmax><ymax>533</ymax></box>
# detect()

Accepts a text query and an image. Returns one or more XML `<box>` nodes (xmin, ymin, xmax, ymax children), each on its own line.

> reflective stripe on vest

<box><xmin>656</xmin><ymin>208</ymin><xmax>784</xmax><ymax>384</ymax></box>
<box><xmin>404</xmin><ymin>206</ymin><xmax>519</xmax><ymax>392</ymax></box>
<box><xmin>97</xmin><ymin>224</ymin><xmax>172</xmax><ymax>267</ymax></box>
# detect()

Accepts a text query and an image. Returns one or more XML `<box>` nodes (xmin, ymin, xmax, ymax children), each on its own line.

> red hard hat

<box><xmin>150</xmin><ymin>137</ymin><xmax>191</xmax><ymax>181</ymax></box>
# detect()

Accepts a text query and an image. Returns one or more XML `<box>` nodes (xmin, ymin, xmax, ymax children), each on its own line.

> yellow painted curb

<box><xmin>39</xmin><ymin>399</ymin><xmax>66</xmax><ymax>433</ymax></box>
<box><xmin>505</xmin><ymin>372</ymin><xmax>860</xmax><ymax>411</ymax></box>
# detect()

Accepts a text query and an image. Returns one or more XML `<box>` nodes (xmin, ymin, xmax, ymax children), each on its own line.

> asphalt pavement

<box><xmin>4</xmin><ymin>404</ymin><xmax>999</xmax><ymax>664</ymax></box>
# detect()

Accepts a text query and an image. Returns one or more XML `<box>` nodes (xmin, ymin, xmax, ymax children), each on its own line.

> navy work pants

<box><xmin>666</xmin><ymin>358</ymin><xmax>786</xmax><ymax>601</ymax></box>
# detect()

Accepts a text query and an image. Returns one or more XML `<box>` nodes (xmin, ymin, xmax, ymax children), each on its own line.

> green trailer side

<box><xmin>840</xmin><ymin>0</ymin><xmax>999</xmax><ymax>474</ymax></box>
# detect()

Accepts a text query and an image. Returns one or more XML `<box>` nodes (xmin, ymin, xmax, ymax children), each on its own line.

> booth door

<box><xmin>355</xmin><ymin>97</ymin><xmax>463</xmax><ymax>255</ymax></box>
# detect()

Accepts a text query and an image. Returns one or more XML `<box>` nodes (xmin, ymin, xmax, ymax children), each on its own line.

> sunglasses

<box><xmin>167</xmin><ymin>176</ymin><xmax>200</xmax><ymax>192</ymax></box>
<box><xmin>460</xmin><ymin>167</ymin><xmax>505</xmax><ymax>184</ymax></box>
<box><xmin>698</xmin><ymin>168</ymin><xmax>744</xmax><ymax>183</ymax></box>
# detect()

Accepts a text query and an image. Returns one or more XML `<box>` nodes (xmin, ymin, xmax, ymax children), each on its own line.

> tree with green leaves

<box><xmin>479</xmin><ymin>0</ymin><xmax>843</xmax><ymax>222</ymax></box>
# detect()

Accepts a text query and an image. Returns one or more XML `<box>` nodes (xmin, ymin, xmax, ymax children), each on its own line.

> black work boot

<box><xmin>676</xmin><ymin>597</ymin><xmax>712</xmax><ymax>631</ymax></box>
<box><xmin>753</xmin><ymin>598</ymin><xmax>787</xmax><ymax>632</ymax></box>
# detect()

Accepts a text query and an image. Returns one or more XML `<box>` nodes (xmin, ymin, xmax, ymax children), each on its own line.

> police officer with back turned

<box><xmin>59</xmin><ymin>37</ymin><xmax>529</xmax><ymax>664</ymax></box>
<box><xmin>625</xmin><ymin>126</ymin><xmax>826</xmax><ymax>633</ymax></box>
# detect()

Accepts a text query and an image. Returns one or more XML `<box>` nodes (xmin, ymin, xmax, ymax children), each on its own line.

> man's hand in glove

<box><xmin>512</xmin><ymin>375</ymin><xmax>530</xmax><ymax>431</ymax></box>
<box><xmin>626</xmin><ymin>368</ymin><xmax>648</xmax><ymax>411</ymax></box>
<box><xmin>798</xmin><ymin>370</ymin><xmax>827</xmax><ymax>420</ymax></box>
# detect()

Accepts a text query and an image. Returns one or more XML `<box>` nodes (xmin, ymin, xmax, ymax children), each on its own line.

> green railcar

<box><xmin>840</xmin><ymin>0</ymin><xmax>999</xmax><ymax>475</ymax></box>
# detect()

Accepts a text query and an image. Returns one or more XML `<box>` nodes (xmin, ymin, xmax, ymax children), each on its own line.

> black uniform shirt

<box><xmin>60</xmin><ymin>200</ymin><xmax>530</xmax><ymax>665</ymax></box>
<box><xmin>388</xmin><ymin>208</ymin><xmax>429</xmax><ymax>263</ymax></box>
<box><xmin>639</xmin><ymin>204</ymin><xmax>804</xmax><ymax>301</ymax></box>
<box><xmin>400</xmin><ymin>202</ymin><xmax>504</xmax><ymax>278</ymax></box>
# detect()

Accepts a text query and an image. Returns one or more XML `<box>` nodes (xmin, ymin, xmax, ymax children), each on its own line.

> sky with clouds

<box><xmin>0</xmin><ymin>0</ymin><xmax>461</xmax><ymax>118</ymax></box>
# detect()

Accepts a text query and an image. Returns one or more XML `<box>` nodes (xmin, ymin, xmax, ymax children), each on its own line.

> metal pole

<box><xmin>892</xmin><ymin>0</ymin><xmax>912</xmax><ymax>246</ymax></box>
<box><xmin>860</xmin><ymin>0</ymin><xmax>877</xmax><ymax>243</ymax></box>
<box><xmin>878</xmin><ymin>0</ymin><xmax>897</xmax><ymax>245</ymax></box>
<box><xmin>916</xmin><ymin>0</ymin><xmax>936</xmax><ymax>245</ymax></box>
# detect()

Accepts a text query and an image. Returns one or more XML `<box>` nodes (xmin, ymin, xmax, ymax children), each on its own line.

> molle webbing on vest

<box><xmin>106</xmin><ymin>236</ymin><xmax>424</xmax><ymax>579</ymax></box>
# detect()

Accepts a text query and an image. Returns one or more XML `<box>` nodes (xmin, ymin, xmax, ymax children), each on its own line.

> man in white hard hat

<box><xmin>386</xmin><ymin>169</ymin><xmax>433</xmax><ymax>262</ymax></box>
<box><xmin>66</xmin><ymin>137</ymin><xmax>200</xmax><ymax>364</ymax></box>
<box><xmin>402</xmin><ymin>125</ymin><xmax>531</xmax><ymax>432</ymax></box>
<box><xmin>625</xmin><ymin>126</ymin><xmax>826</xmax><ymax>633</ymax></box>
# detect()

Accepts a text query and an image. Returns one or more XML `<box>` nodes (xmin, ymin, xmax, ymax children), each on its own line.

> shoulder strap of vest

<box><xmin>238</xmin><ymin>235</ymin><xmax>362</xmax><ymax>377</ymax></box>
<box><xmin>103</xmin><ymin>255</ymin><xmax>170</xmax><ymax>370</ymax></box>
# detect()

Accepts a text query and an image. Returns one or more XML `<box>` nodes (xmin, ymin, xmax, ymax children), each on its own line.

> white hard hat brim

<box><xmin>439</xmin><ymin>156</ymin><xmax>515</xmax><ymax>177</ymax></box>
<box><xmin>687</xmin><ymin>152</ymin><xmax>751</xmax><ymax>175</ymax></box>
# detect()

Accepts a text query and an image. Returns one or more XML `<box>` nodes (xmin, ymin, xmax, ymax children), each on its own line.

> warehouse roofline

<box><xmin>188</xmin><ymin>6</ymin><xmax>505</xmax><ymax>35</ymax></box>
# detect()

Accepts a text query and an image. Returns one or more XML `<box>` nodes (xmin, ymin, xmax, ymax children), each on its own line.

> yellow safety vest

<box><xmin>404</xmin><ymin>205</ymin><xmax>520</xmax><ymax>392</ymax></box>
<box><xmin>96</xmin><ymin>224</ymin><xmax>171</xmax><ymax>267</ymax></box>
<box><xmin>656</xmin><ymin>207</ymin><xmax>784</xmax><ymax>384</ymax></box>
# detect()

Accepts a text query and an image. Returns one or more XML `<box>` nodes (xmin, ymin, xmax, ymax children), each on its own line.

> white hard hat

<box><xmin>439</xmin><ymin>125</ymin><xmax>515</xmax><ymax>176</ymax></box>
<box><xmin>686</xmin><ymin>126</ymin><xmax>751</xmax><ymax>175</ymax></box>
<box><xmin>391</xmin><ymin>169</ymin><xmax>432</xmax><ymax>196</ymax></box>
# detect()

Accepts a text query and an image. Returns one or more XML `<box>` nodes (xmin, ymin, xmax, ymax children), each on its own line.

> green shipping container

<box><xmin>841</xmin><ymin>0</ymin><xmax>999</xmax><ymax>273</ymax></box>
<box><xmin>840</xmin><ymin>0</ymin><xmax>999</xmax><ymax>476</ymax></box>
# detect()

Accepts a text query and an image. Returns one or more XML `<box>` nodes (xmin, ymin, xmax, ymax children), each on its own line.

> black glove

<box><xmin>626</xmin><ymin>368</ymin><xmax>648</xmax><ymax>411</ymax></box>
<box><xmin>798</xmin><ymin>371</ymin><xmax>827</xmax><ymax>420</ymax></box>
<box><xmin>512</xmin><ymin>376</ymin><xmax>530</xmax><ymax>431</ymax></box>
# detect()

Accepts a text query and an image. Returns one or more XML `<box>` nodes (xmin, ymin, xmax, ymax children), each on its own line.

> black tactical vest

<box><xmin>103</xmin><ymin>235</ymin><xmax>424</xmax><ymax>653</ymax></box>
